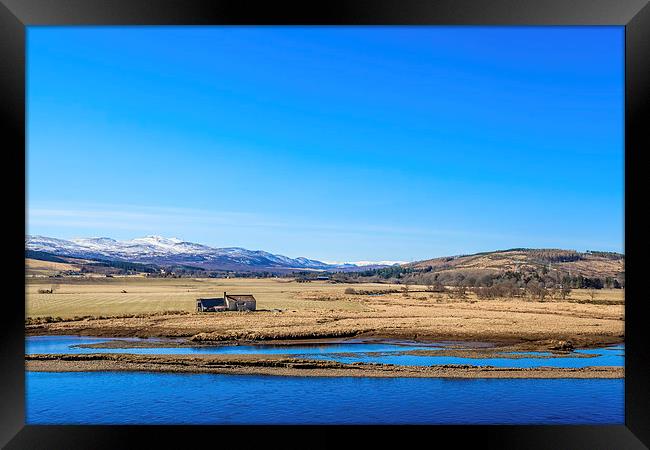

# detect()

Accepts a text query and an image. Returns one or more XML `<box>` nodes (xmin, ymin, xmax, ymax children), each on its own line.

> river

<box><xmin>26</xmin><ymin>336</ymin><xmax>624</xmax><ymax>424</ymax></box>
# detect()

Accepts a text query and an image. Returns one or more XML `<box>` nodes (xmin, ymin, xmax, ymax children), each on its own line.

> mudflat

<box><xmin>25</xmin><ymin>353</ymin><xmax>623</xmax><ymax>379</ymax></box>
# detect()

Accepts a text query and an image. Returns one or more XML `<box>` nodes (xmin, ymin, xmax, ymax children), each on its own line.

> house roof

<box><xmin>226</xmin><ymin>294</ymin><xmax>256</xmax><ymax>302</ymax></box>
<box><xmin>197</xmin><ymin>298</ymin><xmax>225</xmax><ymax>306</ymax></box>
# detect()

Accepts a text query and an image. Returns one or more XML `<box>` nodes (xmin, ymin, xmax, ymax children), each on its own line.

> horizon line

<box><xmin>25</xmin><ymin>233</ymin><xmax>626</xmax><ymax>264</ymax></box>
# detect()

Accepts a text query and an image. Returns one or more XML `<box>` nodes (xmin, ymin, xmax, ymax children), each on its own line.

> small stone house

<box><xmin>196</xmin><ymin>297</ymin><xmax>226</xmax><ymax>312</ymax></box>
<box><xmin>225</xmin><ymin>293</ymin><xmax>256</xmax><ymax>311</ymax></box>
<box><xmin>196</xmin><ymin>292</ymin><xmax>256</xmax><ymax>312</ymax></box>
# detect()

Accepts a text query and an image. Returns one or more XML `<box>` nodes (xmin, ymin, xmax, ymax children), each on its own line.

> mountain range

<box><xmin>25</xmin><ymin>235</ymin><xmax>397</xmax><ymax>272</ymax></box>
<box><xmin>25</xmin><ymin>235</ymin><xmax>625</xmax><ymax>280</ymax></box>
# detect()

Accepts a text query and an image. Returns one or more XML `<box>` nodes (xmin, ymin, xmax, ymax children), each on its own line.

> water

<box><xmin>26</xmin><ymin>336</ymin><xmax>624</xmax><ymax>424</ymax></box>
<box><xmin>302</xmin><ymin>346</ymin><xmax>624</xmax><ymax>368</ymax></box>
<box><xmin>26</xmin><ymin>371</ymin><xmax>623</xmax><ymax>424</ymax></box>
<box><xmin>26</xmin><ymin>335</ymin><xmax>439</xmax><ymax>355</ymax></box>
<box><xmin>26</xmin><ymin>336</ymin><xmax>624</xmax><ymax>369</ymax></box>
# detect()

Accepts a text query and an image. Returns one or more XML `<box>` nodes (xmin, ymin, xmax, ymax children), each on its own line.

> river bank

<box><xmin>25</xmin><ymin>353</ymin><xmax>623</xmax><ymax>378</ymax></box>
<box><xmin>25</xmin><ymin>294</ymin><xmax>625</xmax><ymax>351</ymax></box>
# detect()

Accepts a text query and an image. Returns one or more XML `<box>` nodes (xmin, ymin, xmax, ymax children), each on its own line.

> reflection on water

<box><xmin>26</xmin><ymin>336</ymin><xmax>624</xmax><ymax>369</ymax></box>
<box><xmin>26</xmin><ymin>371</ymin><xmax>624</xmax><ymax>424</ymax></box>
<box><xmin>301</xmin><ymin>345</ymin><xmax>624</xmax><ymax>368</ymax></box>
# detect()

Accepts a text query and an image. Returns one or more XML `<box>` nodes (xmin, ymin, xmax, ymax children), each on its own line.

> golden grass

<box><xmin>25</xmin><ymin>276</ymin><xmax>623</xmax><ymax>319</ymax></box>
<box><xmin>25</xmin><ymin>277</ymin><xmax>399</xmax><ymax>317</ymax></box>
<box><xmin>25</xmin><ymin>258</ymin><xmax>79</xmax><ymax>276</ymax></box>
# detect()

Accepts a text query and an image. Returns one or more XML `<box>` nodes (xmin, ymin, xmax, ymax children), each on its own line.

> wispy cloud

<box><xmin>26</xmin><ymin>201</ymin><xmax>621</xmax><ymax>258</ymax></box>
<box><xmin>28</xmin><ymin>203</ymin><xmax>260</xmax><ymax>233</ymax></box>
<box><xmin>27</xmin><ymin>201</ymin><xmax>513</xmax><ymax>241</ymax></box>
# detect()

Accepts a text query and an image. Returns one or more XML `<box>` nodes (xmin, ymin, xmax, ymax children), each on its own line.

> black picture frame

<box><xmin>1</xmin><ymin>0</ymin><xmax>648</xmax><ymax>448</ymax></box>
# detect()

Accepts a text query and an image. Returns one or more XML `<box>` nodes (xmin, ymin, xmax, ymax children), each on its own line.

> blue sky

<box><xmin>27</xmin><ymin>26</ymin><xmax>624</xmax><ymax>262</ymax></box>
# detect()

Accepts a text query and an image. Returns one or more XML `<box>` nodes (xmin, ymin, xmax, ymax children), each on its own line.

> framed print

<box><xmin>1</xmin><ymin>0</ymin><xmax>648</xmax><ymax>448</ymax></box>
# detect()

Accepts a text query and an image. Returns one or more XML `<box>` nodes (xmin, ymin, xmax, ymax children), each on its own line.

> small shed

<box><xmin>224</xmin><ymin>292</ymin><xmax>256</xmax><ymax>311</ymax></box>
<box><xmin>196</xmin><ymin>297</ymin><xmax>226</xmax><ymax>312</ymax></box>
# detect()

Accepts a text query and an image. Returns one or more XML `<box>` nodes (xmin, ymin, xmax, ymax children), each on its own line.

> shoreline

<box><xmin>25</xmin><ymin>353</ymin><xmax>624</xmax><ymax>379</ymax></box>
<box><xmin>25</xmin><ymin>324</ymin><xmax>624</xmax><ymax>352</ymax></box>
<box><xmin>61</xmin><ymin>337</ymin><xmax>616</xmax><ymax>359</ymax></box>
<box><xmin>24</xmin><ymin>295</ymin><xmax>625</xmax><ymax>352</ymax></box>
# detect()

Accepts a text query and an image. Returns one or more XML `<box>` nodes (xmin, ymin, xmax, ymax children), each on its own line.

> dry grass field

<box><xmin>25</xmin><ymin>276</ymin><xmax>625</xmax><ymax>348</ymax></box>
<box><xmin>25</xmin><ymin>259</ymin><xmax>80</xmax><ymax>277</ymax></box>
<box><xmin>25</xmin><ymin>277</ymin><xmax>388</xmax><ymax>317</ymax></box>
<box><xmin>25</xmin><ymin>276</ymin><xmax>625</xmax><ymax>318</ymax></box>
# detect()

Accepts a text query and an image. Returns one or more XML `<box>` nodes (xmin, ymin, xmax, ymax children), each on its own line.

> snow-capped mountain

<box><xmin>325</xmin><ymin>260</ymin><xmax>408</xmax><ymax>267</ymax></box>
<box><xmin>25</xmin><ymin>235</ymin><xmax>369</xmax><ymax>271</ymax></box>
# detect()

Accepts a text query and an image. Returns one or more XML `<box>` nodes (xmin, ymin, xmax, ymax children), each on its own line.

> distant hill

<box><xmin>25</xmin><ymin>250</ymin><xmax>162</xmax><ymax>277</ymax></box>
<box><xmin>407</xmin><ymin>248</ymin><xmax>624</xmax><ymax>279</ymax></box>
<box><xmin>338</xmin><ymin>248</ymin><xmax>624</xmax><ymax>289</ymax></box>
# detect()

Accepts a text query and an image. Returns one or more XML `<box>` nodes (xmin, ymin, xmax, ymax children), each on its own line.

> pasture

<box><xmin>25</xmin><ymin>277</ymin><xmax>384</xmax><ymax>317</ymax></box>
<box><xmin>25</xmin><ymin>276</ymin><xmax>624</xmax><ymax>319</ymax></box>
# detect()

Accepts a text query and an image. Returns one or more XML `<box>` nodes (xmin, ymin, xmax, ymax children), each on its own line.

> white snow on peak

<box><xmin>26</xmin><ymin>234</ymin><xmax>400</xmax><ymax>270</ymax></box>
<box><xmin>71</xmin><ymin>237</ymin><xmax>117</xmax><ymax>247</ymax></box>
<box><xmin>323</xmin><ymin>260</ymin><xmax>406</xmax><ymax>267</ymax></box>
<box><xmin>132</xmin><ymin>235</ymin><xmax>182</xmax><ymax>244</ymax></box>
<box><xmin>351</xmin><ymin>260</ymin><xmax>406</xmax><ymax>266</ymax></box>
<box><xmin>129</xmin><ymin>235</ymin><xmax>184</xmax><ymax>248</ymax></box>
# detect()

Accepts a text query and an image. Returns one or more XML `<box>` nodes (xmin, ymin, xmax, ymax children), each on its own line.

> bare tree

<box><xmin>426</xmin><ymin>280</ymin><xmax>446</xmax><ymax>293</ymax></box>
<box><xmin>448</xmin><ymin>285</ymin><xmax>468</xmax><ymax>300</ymax></box>
<box><xmin>526</xmin><ymin>282</ymin><xmax>548</xmax><ymax>301</ymax></box>
<box><xmin>588</xmin><ymin>289</ymin><xmax>597</xmax><ymax>302</ymax></box>
<box><xmin>559</xmin><ymin>286</ymin><xmax>572</xmax><ymax>300</ymax></box>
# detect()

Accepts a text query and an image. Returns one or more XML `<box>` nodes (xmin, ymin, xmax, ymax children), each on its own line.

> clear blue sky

<box><xmin>27</xmin><ymin>26</ymin><xmax>624</xmax><ymax>262</ymax></box>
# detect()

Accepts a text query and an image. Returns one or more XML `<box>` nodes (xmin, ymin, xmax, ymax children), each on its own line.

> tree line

<box><xmin>321</xmin><ymin>265</ymin><xmax>624</xmax><ymax>290</ymax></box>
